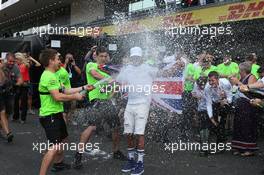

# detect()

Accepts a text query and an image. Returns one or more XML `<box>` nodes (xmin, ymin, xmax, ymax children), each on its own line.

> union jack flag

<box><xmin>110</xmin><ymin>64</ymin><xmax>184</xmax><ymax>114</ymax></box>
<box><xmin>152</xmin><ymin>74</ymin><xmax>184</xmax><ymax>114</ymax></box>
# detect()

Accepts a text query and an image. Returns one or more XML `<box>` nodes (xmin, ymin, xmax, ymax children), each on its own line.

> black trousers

<box><xmin>182</xmin><ymin>92</ymin><xmax>197</xmax><ymax>130</ymax></box>
<box><xmin>13</xmin><ymin>86</ymin><xmax>28</xmax><ymax>121</ymax></box>
<box><xmin>211</xmin><ymin>103</ymin><xmax>231</xmax><ymax>144</ymax></box>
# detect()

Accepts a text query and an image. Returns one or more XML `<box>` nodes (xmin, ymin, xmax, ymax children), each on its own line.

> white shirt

<box><xmin>204</xmin><ymin>78</ymin><xmax>233</xmax><ymax>118</ymax></box>
<box><xmin>116</xmin><ymin>63</ymin><xmax>158</xmax><ymax>105</ymax></box>
<box><xmin>192</xmin><ymin>83</ymin><xmax>207</xmax><ymax>112</ymax></box>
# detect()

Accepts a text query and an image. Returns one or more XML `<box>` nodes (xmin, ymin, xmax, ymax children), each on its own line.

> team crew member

<box><xmin>73</xmin><ymin>46</ymin><xmax>125</xmax><ymax>170</ymax></box>
<box><xmin>197</xmin><ymin>54</ymin><xmax>217</xmax><ymax>77</ymax></box>
<box><xmin>246</xmin><ymin>53</ymin><xmax>260</xmax><ymax>79</ymax></box>
<box><xmin>38</xmin><ymin>49</ymin><xmax>92</xmax><ymax>175</ymax></box>
<box><xmin>56</xmin><ymin>53</ymin><xmax>72</xmax><ymax>124</ymax></box>
<box><xmin>217</xmin><ymin>55</ymin><xmax>239</xmax><ymax>78</ymax></box>
<box><xmin>118</xmin><ymin>47</ymin><xmax>158</xmax><ymax>175</ymax></box>
<box><xmin>204</xmin><ymin>71</ymin><xmax>233</xmax><ymax>145</ymax></box>
<box><xmin>0</xmin><ymin>53</ymin><xmax>23</xmax><ymax>142</ymax></box>
<box><xmin>183</xmin><ymin>62</ymin><xmax>200</xmax><ymax>136</ymax></box>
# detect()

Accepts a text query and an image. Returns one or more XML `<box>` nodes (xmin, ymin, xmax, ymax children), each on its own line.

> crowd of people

<box><xmin>0</xmin><ymin>45</ymin><xmax>264</xmax><ymax>175</ymax></box>
<box><xmin>184</xmin><ymin>52</ymin><xmax>264</xmax><ymax>157</ymax></box>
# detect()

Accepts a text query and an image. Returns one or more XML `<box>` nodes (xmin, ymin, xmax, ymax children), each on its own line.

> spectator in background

<box><xmin>25</xmin><ymin>53</ymin><xmax>41</xmax><ymax>115</ymax></box>
<box><xmin>217</xmin><ymin>55</ymin><xmax>239</xmax><ymax>78</ymax></box>
<box><xmin>13</xmin><ymin>53</ymin><xmax>30</xmax><ymax>124</ymax></box>
<box><xmin>246</xmin><ymin>53</ymin><xmax>260</xmax><ymax>79</ymax></box>
<box><xmin>230</xmin><ymin>61</ymin><xmax>258</xmax><ymax>156</ymax></box>
<box><xmin>1</xmin><ymin>53</ymin><xmax>23</xmax><ymax>142</ymax></box>
<box><xmin>63</xmin><ymin>53</ymin><xmax>82</xmax><ymax>88</ymax></box>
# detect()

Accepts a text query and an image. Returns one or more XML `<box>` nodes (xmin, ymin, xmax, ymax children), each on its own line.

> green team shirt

<box><xmin>197</xmin><ymin>65</ymin><xmax>217</xmax><ymax>77</ymax></box>
<box><xmin>251</xmin><ymin>64</ymin><xmax>260</xmax><ymax>79</ymax></box>
<box><xmin>217</xmin><ymin>62</ymin><xmax>239</xmax><ymax>77</ymax></box>
<box><xmin>55</xmin><ymin>67</ymin><xmax>71</xmax><ymax>89</ymax></box>
<box><xmin>184</xmin><ymin>63</ymin><xmax>199</xmax><ymax>92</ymax></box>
<box><xmin>86</xmin><ymin>62</ymin><xmax>111</xmax><ymax>101</ymax></box>
<box><xmin>39</xmin><ymin>70</ymin><xmax>63</xmax><ymax>117</ymax></box>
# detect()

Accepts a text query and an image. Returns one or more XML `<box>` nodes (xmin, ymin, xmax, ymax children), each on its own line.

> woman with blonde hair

<box><xmin>12</xmin><ymin>52</ymin><xmax>30</xmax><ymax>123</ymax></box>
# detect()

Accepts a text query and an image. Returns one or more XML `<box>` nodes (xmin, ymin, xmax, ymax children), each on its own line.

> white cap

<box><xmin>130</xmin><ymin>47</ymin><xmax>142</xmax><ymax>57</ymax></box>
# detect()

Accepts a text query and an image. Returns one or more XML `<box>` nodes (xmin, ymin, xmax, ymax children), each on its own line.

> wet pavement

<box><xmin>0</xmin><ymin>112</ymin><xmax>264</xmax><ymax>175</ymax></box>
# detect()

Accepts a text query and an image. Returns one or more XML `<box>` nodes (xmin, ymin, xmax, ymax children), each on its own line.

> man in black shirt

<box><xmin>63</xmin><ymin>53</ymin><xmax>82</xmax><ymax>88</ymax></box>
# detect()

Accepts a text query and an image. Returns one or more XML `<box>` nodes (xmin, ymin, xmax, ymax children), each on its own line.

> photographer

<box><xmin>63</xmin><ymin>53</ymin><xmax>81</xmax><ymax>88</ymax></box>
<box><xmin>0</xmin><ymin>53</ymin><xmax>23</xmax><ymax>142</ymax></box>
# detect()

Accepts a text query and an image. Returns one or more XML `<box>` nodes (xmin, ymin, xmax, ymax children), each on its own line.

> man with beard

<box><xmin>0</xmin><ymin>53</ymin><xmax>23</xmax><ymax>142</ymax></box>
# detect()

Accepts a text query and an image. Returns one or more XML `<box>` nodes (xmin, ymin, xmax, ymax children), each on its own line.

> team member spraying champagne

<box><xmin>38</xmin><ymin>49</ymin><xmax>92</xmax><ymax>175</ymax></box>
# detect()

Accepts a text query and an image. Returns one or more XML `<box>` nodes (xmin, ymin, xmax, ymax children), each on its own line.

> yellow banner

<box><xmin>101</xmin><ymin>0</ymin><xmax>264</xmax><ymax>35</ymax></box>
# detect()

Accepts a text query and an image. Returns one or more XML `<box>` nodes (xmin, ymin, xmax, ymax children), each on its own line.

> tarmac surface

<box><xmin>0</xmin><ymin>112</ymin><xmax>264</xmax><ymax>175</ymax></box>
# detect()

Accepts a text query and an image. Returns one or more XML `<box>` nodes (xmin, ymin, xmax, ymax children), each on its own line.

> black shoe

<box><xmin>51</xmin><ymin>162</ymin><xmax>71</xmax><ymax>172</ymax></box>
<box><xmin>113</xmin><ymin>150</ymin><xmax>127</xmax><ymax>161</ymax></box>
<box><xmin>73</xmin><ymin>152</ymin><xmax>83</xmax><ymax>169</ymax></box>
<box><xmin>7</xmin><ymin>132</ymin><xmax>14</xmax><ymax>143</ymax></box>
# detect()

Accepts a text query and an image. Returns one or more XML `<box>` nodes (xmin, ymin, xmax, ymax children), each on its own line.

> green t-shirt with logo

<box><xmin>251</xmin><ymin>64</ymin><xmax>260</xmax><ymax>79</ymax></box>
<box><xmin>55</xmin><ymin>67</ymin><xmax>71</xmax><ymax>89</ymax></box>
<box><xmin>184</xmin><ymin>63</ymin><xmax>198</xmax><ymax>92</ymax></box>
<box><xmin>217</xmin><ymin>62</ymin><xmax>239</xmax><ymax>77</ymax></box>
<box><xmin>86</xmin><ymin>62</ymin><xmax>111</xmax><ymax>101</ymax></box>
<box><xmin>39</xmin><ymin>70</ymin><xmax>63</xmax><ymax>117</ymax></box>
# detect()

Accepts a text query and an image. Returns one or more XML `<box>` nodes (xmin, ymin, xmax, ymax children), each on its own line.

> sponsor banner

<box><xmin>101</xmin><ymin>0</ymin><xmax>264</xmax><ymax>35</ymax></box>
